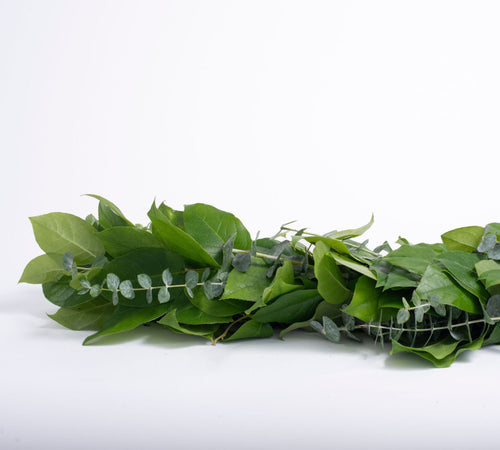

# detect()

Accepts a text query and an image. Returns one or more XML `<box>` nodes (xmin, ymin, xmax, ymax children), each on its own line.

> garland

<box><xmin>19</xmin><ymin>195</ymin><xmax>500</xmax><ymax>367</ymax></box>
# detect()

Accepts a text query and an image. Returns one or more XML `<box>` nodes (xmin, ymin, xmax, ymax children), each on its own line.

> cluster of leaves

<box><xmin>19</xmin><ymin>195</ymin><xmax>500</xmax><ymax>367</ymax></box>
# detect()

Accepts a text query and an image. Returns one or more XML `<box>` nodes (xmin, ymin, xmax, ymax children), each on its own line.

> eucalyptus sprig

<box><xmin>19</xmin><ymin>195</ymin><xmax>500</xmax><ymax>367</ymax></box>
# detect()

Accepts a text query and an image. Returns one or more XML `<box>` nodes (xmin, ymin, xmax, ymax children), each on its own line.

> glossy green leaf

<box><xmin>97</xmin><ymin>227</ymin><xmax>164</xmax><ymax>258</ymax></box>
<box><xmin>253</xmin><ymin>289</ymin><xmax>322</xmax><ymax>324</ymax></box>
<box><xmin>441</xmin><ymin>226</ymin><xmax>483</xmax><ymax>253</ymax></box>
<box><xmin>475</xmin><ymin>259</ymin><xmax>500</xmax><ymax>295</ymax></box>
<box><xmin>326</xmin><ymin>214</ymin><xmax>374</xmax><ymax>240</ymax></box>
<box><xmin>437</xmin><ymin>251</ymin><xmax>488</xmax><ymax>302</ymax></box>
<box><xmin>42</xmin><ymin>278</ymin><xmax>95</xmax><ymax>307</ymax></box>
<box><xmin>19</xmin><ymin>254</ymin><xmax>66</xmax><ymax>284</ymax></box>
<box><xmin>383</xmin><ymin>243</ymin><xmax>445</xmax><ymax>275</ymax></box>
<box><xmin>390</xmin><ymin>337</ymin><xmax>484</xmax><ymax>368</ymax></box>
<box><xmin>225</xmin><ymin>320</ymin><xmax>274</xmax><ymax>341</ymax></box>
<box><xmin>305</xmin><ymin>235</ymin><xmax>350</xmax><ymax>255</ymax></box>
<box><xmin>220</xmin><ymin>261</ymin><xmax>271</xmax><ymax>302</ymax></box>
<box><xmin>48</xmin><ymin>298</ymin><xmax>114</xmax><ymax>331</ymax></box>
<box><xmin>30</xmin><ymin>213</ymin><xmax>105</xmax><ymax>264</ymax></box>
<box><xmin>157</xmin><ymin>310</ymin><xmax>219</xmax><ymax>338</ymax></box>
<box><xmin>148</xmin><ymin>202</ymin><xmax>219</xmax><ymax>267</ymax></box>
<box><xmin>84</xmin><ymin>194</ymin><xmax>134</xmax><ymax>228</ymax></box>
<box><xmin>183</xmin><ymin>203</ymin><xmax>252</xmax><ymax>262</ymax></box>
<box><xmin>262</xmin><ymin>260</ymin><xmax>301</xmax><ymax>303</ymax></box>
<box><xmin>416</xmin><ymin>264</ymin><xmax>481</xmax><ymax>314</ymax></box>
<box><xmin>189</xmin><ymin>290</ymin><xmax>251</xmax><ymax>317</ymax></box>
<box><xmin>83</xmin><ymin>304</ymin><xmax>171</xmax><ymax>344</ymax></box>
<box><xmin>313</xmin><ymin>241</ymin><xmax>351</xmax><ymax>305</ymax></box>
<box><xmin>332</xmin><ymin>253</ymin><xmax>376</xmax><ymax>280</ymax></box>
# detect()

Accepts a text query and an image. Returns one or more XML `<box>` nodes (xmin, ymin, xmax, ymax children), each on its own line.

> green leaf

<box><xmin>97</xmin><ymin>227</ymin><xmax>164</xmax><ymax>258</ymax></box>
<box><xmin>19</xmin><ymin>254</ymin><xmax>66</xmax><ymax>284</ymax></box>
<box><xmin>332</xmin><ymin>253</ymin><xmax>377</xmax><ymax>280</ymax></box>
<box><xmin>436</xmin><ymin>251</ymin><xmax>488</xmax><ymax>302</ymax></box>
<box><xmin>305</xmin><ymin>235</ymin><xmax>350</xmax><ymax>255</ymax></box>
<box><xmin>441</xmin><ymin>226</ymin><xmax>484</xmax><ymax>253</ymax></box>
<box><xmin>83</xmin><ymin>304</ymin><xmax>171</xmax><ymax>344</ymax></box>
<box><xmin>262</xmin><ymin>260</ymin><xmax>301</xmax><ymax>303</ymax></box>
<box><xmin>390</xmin><ymin>337</ymin><xmax>484</xmax><ymax>368</ymax></box>
<box><xmin>342</xmin><ymin>276</ymin><xmax>400</xmax><ymax>322</ymax></box>
<box><xmin>157</xmin><ymin>310</ymin><xmax>219</xmax><ymax>339</ymax></box>
<box><xmin>189</xmin><ymin>290</ymin><xmax>252</xmax><ymax>317</ymax></box>
<box><xmin>416</xmin><ymin>264</ymin><xmax>481</xmax><ymax>314</ymax></box>
<box><xmin>326</xmin><ymin>214</ymin><xmax>374</xmax><ymax>240</ymax></box>
<box><xmin>313</xmin><ymin>241</ymin><xmax>351</xmax><ymax>305</ymax></box>
<box><xmin>48</xmin><ymin>298</ymin><xmax>114</xmax><ymax>331</ymax></box>
<box><xmin>475</xmin><ymin>259</ymin><xmax>500</xmax><ymax>295</ymax></box>
<box><xmin>84</xmin><ymin>194</ymin><xmax>134</xmax><ymax>228</ymax></box>
<box><xmin>224</xmin><ymin>320</ymin><xmax>274</xmax><ymax>341</ymax></box>
<box><xmin>183</xmin><ymin>203</ymin><xmax>252</xmax><ymax>262</ymax></box>
<box><xmin>253</xmin><ymin>289</ymin><xmax>322</xmax><ymax>324</ymax></box>
<box><xmin>220</xmin><ymin>261</ymin><xmax>271</xmax><ymax>302</ymax></box>
<box><xmin>42</xmin><ymin>278</ymin><xmax>95</xmax><ymax>307</ymax></box>
<box><xmin>175</xmin><ymin>302</ymin><xmax>232</xmax><ymax>325</ymax></box>
<box><xmin>29</xmin><ymin>213</ymin><xmax>105</xmax><ymax>264</ymax></box>
<box><xmin>383</xmin><ymin>243</ymin><xmax>445</xmax><ymax>275</ymax></box>
<box><xmin>148</xmin><ymin>201</ymin><xmax>219</xmax><ymax>267</ymax></box>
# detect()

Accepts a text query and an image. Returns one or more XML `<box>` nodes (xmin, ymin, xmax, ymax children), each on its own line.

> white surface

<box><xmin>2</xmin><ymin>1</ymin><xmax>500</xmax><ymax>449</ymax></box>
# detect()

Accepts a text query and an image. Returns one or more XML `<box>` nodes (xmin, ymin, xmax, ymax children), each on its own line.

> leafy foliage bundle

<box><xmin>20</xmin><ymin>195</ymin><xmax>500</xmax><ymax>367</ymax></box>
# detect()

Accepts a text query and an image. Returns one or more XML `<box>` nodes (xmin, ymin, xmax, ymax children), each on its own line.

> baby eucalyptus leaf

<box><xmin>415</xmin><ymin>307</ymin><xmax>424</xmax><ymax>323</ymax></box>
<box><xmin>201</xmin><ymin>268</ymin><xmax>210</xmax><ymax>283</ymax></box>
<box><xmin>90</xmin><ymin>284</ymin><xmax>102</xmax><ymax>298</ymax></box>
<box><xmin>137</xmin><ymin>273</ymin><xmax>152</xmax><ymax>289</ymax></box>
<box><xmin>80</xmin><ymin>279</ymin><xmax>91</xmax><ymax>289</ymax></box>
<box><xmin>62</xmin><ymin>252</ymin><xmax>74</xmax><ymax>271</ymax></box>
<box><xmin>92</xmin><ymin>255</ymin><xmax>108</xmax><ymax>268</ymax></box>
<box><xmin>323</xmin><ymin>317</ymin><xmax>340</xmax><ymax>343</ymax></box>
<box><xmin>146</xmin><ymin>288</ymin><xmax>153</xmax><ymax>304</ymax></box>
<box><xmin>203</xmin><ymin>281</ymin><xmax>215</xmax><ymax>300</ymax></box>
<box><xmin>486</xmin><ymin>295</ymin><xmax>500</xmax><ymax>318</ymax></box>
<box><xmin>106</xmin><ymin>273</ymin><xmax>120</xmax><ymax>291</ymax></box>
<box><xmin>162</xmin><ymin>268</ymin><xmax>173</xmax><ymax>287</ymax></box>
<box><xmin>185</xmin><ymin>270</ymin><xmax>199</xmax><ymax>290</ymax></box>
<box><xmin>488</xmin><ymin>244</ymin><xmax>500</xmax><ymax>260</ymax></box>
<box><xmin>185</xmin><ymin>286</ymin><xmax>194</xmax><ymax>299</ymax></box>
<box><xmin>232</xmin><ymin>252</ymin><xmax>252</xmax><ymax>272</ymax></box>
<box><xmin>158</xmin><ymin>286</ymin><xmax>171</xmax><ymax>303</ymax></box>
<box><xmin>478</xmin><ymin>233</ymin><xmax>497</xmax><ymax>253</ymax></box>
<box><xmin>112</xmin><ymin>291</ymin><xmax>119</xmax><ymax>306</ymax></box>
<box><xmin>397</xmin><ymin>308</ymin><xmax>410</xmax><ymax>325</ymax></box>
<box><xmin>119</xmin><ymin>280</ymin><xmax>135</xmax><ymax>300</ymax></box>
<box><xmin>309</xmin><ymin>320</ymin><xmax>323</xmax><ymax>334</ymax></box>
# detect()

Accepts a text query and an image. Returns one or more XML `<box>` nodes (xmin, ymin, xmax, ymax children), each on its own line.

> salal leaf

<box><xmin>43</xmin><ymin>278</ymin><xmax>95</xmax><ymax>307</ymax></box>
<box><xmin>475</xmin><ymin>260</ymin><xmax>500</xmax><ymax>295</ymax></box>
<box><xmin>29</xmin><ymin>213</ymin><xmax>105</xmax><ymax>264</ymax></box>
<box><xmin>97</xmin><ymin>227</ymin><xmax>164</xmax><ymax>257</ymax></box>
<box><xmin>390</xmin><ymin>337</ymin><xmax>484</xmax><ymax>368</ymax></box>
<box><xmin>189</xmin><ymin>290</ymin><xmax>251</xmax><ymax>317</ymax></box>
<box><xmin>436</xmin><ymin>251</ymin><xmax>488</xmax><ymax>303</ymax></box>
<box><xmin>148</xmin><ymin>201</ymin><xmax>219</xmax><ymax>267</ymax></box>
<box><xmin>83</xmin><ymin>304</ymin><xmax>171</xmax><ymax>344</ymax></box>
<box><xmin>342</xmin><ymin>276</ymin><xmax>399</xmax><ymax>322</ymax></box>
<box><xmin>441</xmin><ymin>226</ymin><xmax>483</xmax><ymax>252</ymax></box>
<box><xmin>416</xmin><ymin>264</ymin><xmax>481</xmax><ymax>314</ymax></box>
<box><xmin>175</xmin><ymin>302</ymin><xmax>232</xmax><ymax>325</ymax></box>
<box><xmin>48</xmin><ymin>298</ymin><xmax>114</xmax><ymax>331</ymax></box>
<box><xmin>183</xmin><ymin>203</ymin><xmax>252</xmax><ymax>262</ymax></box>
<box><xmin>157</xmin><ymin>310</ymin><xmax>219</xmax><ymax>338</ymax></box>
<box><xmin>313</xmin><ymin>241</ymin><xmax>351</xmax><ymax>305</ymax></box>
<box><xmin>305</xmin><ymin>235</ymin><xmax>350</xmax><ymax>255</ymax></box>
<box><xmin>332</xmin><ymin>253</ymin><xmax>376</xmax><ymax>280</ymax></box>
<box><xmin>225</xmin><ymin>320</ymin><xmax>274</xmax><ymax>341</ymax></box>
<box><xmin>84</xmin><ymin>194</ymin><xmax>134</xmax><ymax>228</ymax></box>
<box><xmin>383</xmin><ymin>243</ymin><xmax>445</xmax><ymax>275</ymax></box>
<box><xmin>262</xmin><ymin>260</ymin><xmax>301</xmax><ymax>303</ymax></box>
<box><xmin>220</xmin><ymin>261</ymin><xmax>271</xmax><ymax>302</ymax></box>
<box><xmin>326</xmin><ymin>214</ymin><xmax>374</xmax><ymax>240</ymax></box>
<box><xmin>19</xmin><ymin>254</ymin><xmax>66</xmax><ymax>284</ymax></box>
<box><xmin>253</xmin><ymin>289</ymin><xmax>322</xmax><ymax>324</ymax></box>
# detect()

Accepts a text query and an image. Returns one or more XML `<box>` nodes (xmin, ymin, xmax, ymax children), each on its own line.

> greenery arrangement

<box><xmin>19</xmin><ymin>195</ymin><xmax>500</xmax><ymax>367</ymax></box>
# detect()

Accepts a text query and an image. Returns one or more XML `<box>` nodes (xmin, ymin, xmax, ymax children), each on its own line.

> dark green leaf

<box><xmin>190</xmin><ymin>290</ymin><xmax>251</xmax><ymax>317</ymax></box>
<box><xmin>253</xmin><ymin>289</ymin><xmax>322</xmax><ymax>324</ymax></box>
<box><xmin>157</xmin><ymin>310</ymin><xmax>218</xmax><ymax>339</ymax></box>
<box><xmin>43</xmin><ymin>278</ymin><xmax>94</xmax><ymax>307</ymax></box>
<box><xmin>383</xmin><ymin>243</ymin><xmax>445</xmax><ymax>275</ymax></box>
<box><xmin>148</xmin><ymin>201</ymin><xmax>219</xmax><ymax>267</ymax></box>
<box><xmin>183</xmin><ymin>203</ymin><xmax>252</xmax><ymax>263</ymax></box>
<box><xmin>97</xmin><ymin>227</ymin><xmax>164</xmax><ymax>258</ymax></box>
<box><xmin>224</xmin><ymin>320</ymin><xmax>274</xmax><ymax>341</ymax></box>
<box><xmin>48</xmin><ymin>298</ymin><xmax>114</xmax><ymax>331</ymax></box>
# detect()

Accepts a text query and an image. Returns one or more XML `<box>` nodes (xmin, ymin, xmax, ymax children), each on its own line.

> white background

<box><xmin>2</xmin><ymin>1</ymin><xmax>500</xmax><ymax>449</ymax></box>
